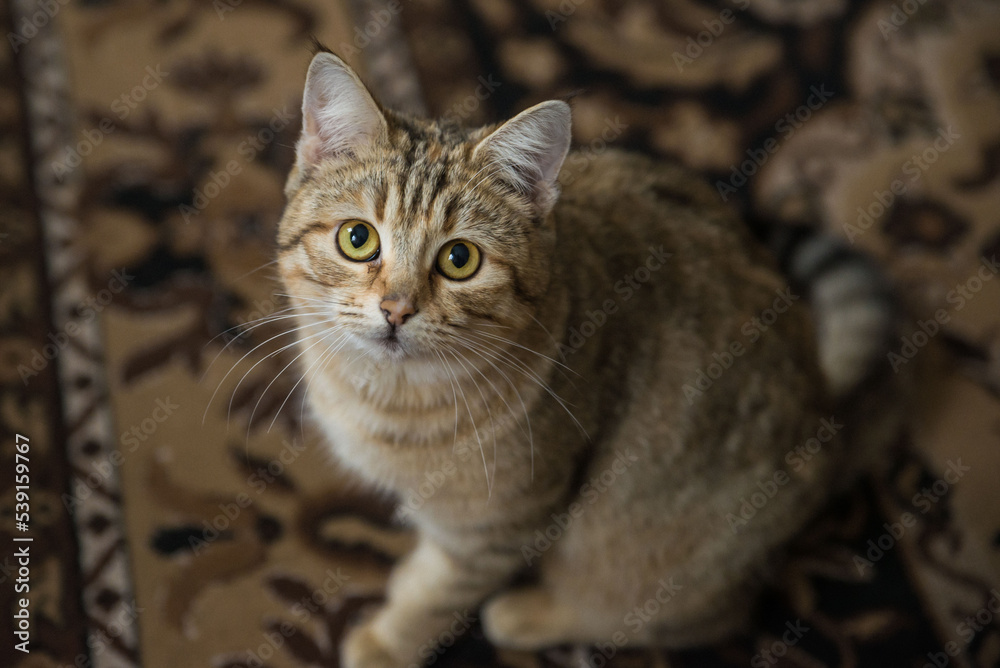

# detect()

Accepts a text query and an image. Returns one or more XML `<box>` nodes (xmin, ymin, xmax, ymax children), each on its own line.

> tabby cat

<box><xmin>276</xmin><ymin>49</ymin><xmax>897</xmax><ymax>668</ymax></box>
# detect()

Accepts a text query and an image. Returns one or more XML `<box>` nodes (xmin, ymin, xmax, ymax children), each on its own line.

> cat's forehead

<box><xmin>302</xmin><ymin>118</ymin><xmax>524</xmax><ymax>233</ymax></box>
<box><xmin>385</xmin><ymin>110</ymin><xmax>492</xmax><ymax>148</ymax></box>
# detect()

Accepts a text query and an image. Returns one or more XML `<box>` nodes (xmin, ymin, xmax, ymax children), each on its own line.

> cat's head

<box><xmin>277</xmin><ymin>51</ymin><xmax>571</xmax><ymax>361</ymax></box>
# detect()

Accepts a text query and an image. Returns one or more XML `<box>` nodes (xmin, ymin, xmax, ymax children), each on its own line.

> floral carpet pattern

<box><xmin>1</xmin><ymin>0</ymin><xmax>999</xmax><ymax>667</ymax></box>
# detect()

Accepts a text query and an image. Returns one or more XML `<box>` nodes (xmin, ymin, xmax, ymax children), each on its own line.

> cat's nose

<box><xmin>380</xmin><ymin>296</ymin><xmax>417</xmax><ymax>327</ymax></box>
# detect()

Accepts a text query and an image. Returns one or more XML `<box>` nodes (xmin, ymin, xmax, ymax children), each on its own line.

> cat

<box><xmin>276</xmin><ymin>48</ymin><xmax>899</xmax><ymax>668</ymax></box>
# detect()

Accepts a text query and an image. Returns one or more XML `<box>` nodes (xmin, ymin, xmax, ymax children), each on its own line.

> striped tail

<box><xmin>768</xmin><ymin>225</ymin><xmax>898</xmax><ymax>399</ymax></box>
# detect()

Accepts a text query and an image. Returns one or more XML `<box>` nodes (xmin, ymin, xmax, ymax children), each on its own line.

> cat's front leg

<box><xmin>342</xmin><ymin>531</ymin><xmax>521</xmax><ymax>668</ymax></box>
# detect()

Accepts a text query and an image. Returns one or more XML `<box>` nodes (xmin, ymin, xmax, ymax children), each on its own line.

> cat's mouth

<box><xmin>372</xmin><ymin>327</ymin><xmax>408</xmax><ymax>356</ymax></box>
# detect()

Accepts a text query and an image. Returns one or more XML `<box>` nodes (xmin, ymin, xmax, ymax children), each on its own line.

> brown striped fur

<box><xmin>277</xmin><ymin>52</ymin><xmax>879</xmax><ymax>668</ymax></box>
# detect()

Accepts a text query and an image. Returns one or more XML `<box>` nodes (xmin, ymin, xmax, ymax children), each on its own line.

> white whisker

<box><xmin>451</xmin><ymin>335</ymin><xmax>535</xmax><ymax>480</ymax></box>
<box><xmin>435</xmin><ymin>345</ymin><xmax>492</xmax><ymax>499</ymax></box>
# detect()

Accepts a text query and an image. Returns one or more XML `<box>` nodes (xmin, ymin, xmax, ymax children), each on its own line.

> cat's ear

<box><xmin>474</xmin><ymin>100</ymin><xmax>572</xmax><ymax>216</ymax></box>
<box><xmin>296</xmin><ymin>52</ymin><xmax>387</xmax><ymax>171</ymax></box>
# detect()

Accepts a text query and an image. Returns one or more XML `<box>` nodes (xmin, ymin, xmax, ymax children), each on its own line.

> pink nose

<box><xmin>380</xmin><ymin>297</ymin><xmax>417</xmax><ymax>327</ymax></box>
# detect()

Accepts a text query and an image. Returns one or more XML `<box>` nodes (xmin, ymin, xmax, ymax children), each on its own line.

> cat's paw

<box><xmin>341</xmin><ymin>622</ymin><xmax>402</xmax><ymax>668</ymax></box>
<box><xmin>482</xmin><ymin>588</ymin><xmax>564</xmax><ymax>650</ymax></box>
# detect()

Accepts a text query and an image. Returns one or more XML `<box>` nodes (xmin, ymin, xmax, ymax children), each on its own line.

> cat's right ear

<box><xmin>295</xmin><ymin>52</ymin><xmax>387</xmax><ymax>173</ymax></box>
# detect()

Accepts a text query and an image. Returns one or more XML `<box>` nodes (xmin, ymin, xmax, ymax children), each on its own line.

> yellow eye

<box><xmin>337</xmin><ymin>220</ymin><xmax>380</xmax><ymax>261</ymax></box>
<box><xmin>437</xmin><ymin>240</ymin><xmax>481</xmax><ymax>280</ymax></box>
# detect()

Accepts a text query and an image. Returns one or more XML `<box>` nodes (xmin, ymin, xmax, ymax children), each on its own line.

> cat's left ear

<box><xmin>473</xmin><ymin>100</ymin><xmax>572</xmax><ymax>216</ymax></box>
<box><xmin>296</xmin><ymin>52</ymin><xmax>387</xmax><ymax>172</ymax></box>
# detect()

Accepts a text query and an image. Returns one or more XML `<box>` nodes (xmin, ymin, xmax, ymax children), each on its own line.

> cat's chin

<box><xmin>364</xmin><ymin>331</ymin><xmax>422</xmax><ymax>361</ymax></box>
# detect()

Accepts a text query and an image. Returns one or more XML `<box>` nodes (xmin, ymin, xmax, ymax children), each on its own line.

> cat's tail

<box><xmin>766</xmin><ymin>223</ymin><xmax>915</xmax><ymax>481</ymax></box>
<box><xmin>767</xmin><ymin>224</ymin><xmax>898</xmax><ymax>399</ymax></box>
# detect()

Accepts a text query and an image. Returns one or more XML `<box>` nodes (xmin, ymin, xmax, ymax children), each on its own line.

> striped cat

<box><xmin>277</xmin><ymin>49</ymin><xmax>899</xmax><ymax>668</ymax></box>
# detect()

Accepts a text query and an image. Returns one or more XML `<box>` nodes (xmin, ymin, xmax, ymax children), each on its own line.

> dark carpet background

<box><xmin>1</xmin><ymin>0</ymin><xmax>999</xmax><ymax>667</ymax></box>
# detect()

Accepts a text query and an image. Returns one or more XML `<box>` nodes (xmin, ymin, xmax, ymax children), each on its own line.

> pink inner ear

<box><xmin>478</xmin><ymin>101</ymin><xmax>572</xmax><ymax>213</ymax></box>
<box><xmin>296</xmin><ymin>54</ymin><xmax>387</xmax><ymax>168</ymax></box>
<box><xmin>297</xmin><ymin>133</ymin><xmax>325</xmax><ymax>168</ymax></box>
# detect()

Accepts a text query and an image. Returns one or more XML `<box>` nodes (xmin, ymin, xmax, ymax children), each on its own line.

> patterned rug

<box><xmin>2</xmin><ymin>0</ymin><xmax>1000</xmax><ymax>667</ymax></box>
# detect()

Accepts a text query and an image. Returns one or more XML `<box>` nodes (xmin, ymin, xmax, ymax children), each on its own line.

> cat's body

<box><xmin>277</xmin><ymin>51</ymin><xmax>895</xmax><ymax>667</ymax></box>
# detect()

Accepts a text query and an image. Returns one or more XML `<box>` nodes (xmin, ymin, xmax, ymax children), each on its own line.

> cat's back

<box><xmin>550</xmin><ymin>148</ymin><xmax>827</xmax><ymax>469</ymax></box>
<box><xmin>559</xmin><ymin>149</ymin><xmax>726</xmax><ymax>219</ymax></box>
<box><xmin>553</xmin><ymin>149</ymin><xmax>813</xmax><ymax>355</ymax></box>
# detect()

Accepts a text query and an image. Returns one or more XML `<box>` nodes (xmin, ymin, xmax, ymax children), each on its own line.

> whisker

<box><xmin>269</xmin><ymin>329</ymin><xmax>351</xmax><ymax>435</ymax></box>
<box><xmin>448</xmin><ymin>345</ymin><xmax>500</xmax><ymax>489</ymax></box>
<box><xmin>466</xmin><ymin>328</ymin><xmax>578</xmax><ymax>375</ymax></box>
<box><xmin>203</xmin><ymin>305</ymin><xmax>319</xmax><ymax>349</ymax></box>
<box><xmin>247</xmin><ymin>331</ymin><xmax>337</xmax><ymax>440</ymax></box>
<box><xmin>276</xmin><ymin>293</ymin><xmax>357</xmax><ymax>308</ymax></box>
<box><xmin>232</xmin><ymin>258</ymin><xmax>280</xmax><ymax>283</ymax></box>
<box><xmin>433</xmin><ymin>348</ymin><xmax>461</xmax><ymax>453</ymax></box>
<box><xmin>453</xmin><ymin>337</ymin><xmax>535</xmax><ymax>480</ymax></box>
<box><xmin>227</xmin><ymin>321</ymin><xmax>344</xmax><ymax>425</ymax></box>
<box><xmin>201</xmin><ymin>308</ymin><xmax>333</xmax><ymax>377</ymax></box>
<box><xmin>202</xmin><ymin>316</ymin><xmax>338</xmax><ymax>425</ymax></box>
<box><xmin>452</xmin><ymin>335</ymin><xmax>535</xmax><ymax>479</ymax></box>
<box><xmin>465</xmin><ymin>332</ymin><xmax>588</xmax><ymax>439</ymax></box>
<box><xmin>435</xmin><ymin>344</ymin><xmax>492</xmax><ymax>499</ymax></box>
<box><xmin>299</xmin><ymin>329</ymin><xmax>356</xmax><ymax>438</ymax></box>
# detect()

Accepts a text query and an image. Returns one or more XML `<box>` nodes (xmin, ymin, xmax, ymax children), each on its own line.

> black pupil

<box><xmin>349</xmin><ymin>225</ymin><xmax>369</xmax><ymax>249</ymax></box>
<box><xmin>449</xmin><ymin>243</ymin><xmax>470</xmax><ymax>268</ymax></box>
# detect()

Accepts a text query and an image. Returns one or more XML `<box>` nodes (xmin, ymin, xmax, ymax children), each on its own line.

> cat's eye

<box><xmin>437</xmin><ymin>240</ymin><xmax>481</xmax><ymax>280</ymax></box>
<box><xmin>337</xmin><ymin>220</ymin><xmax>380</xmax><ymax>262</ymax></box>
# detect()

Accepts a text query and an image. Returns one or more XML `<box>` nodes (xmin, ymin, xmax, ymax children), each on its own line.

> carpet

<box><xmin>2</xmin><ymin>0</ymin><xmax>999</xmax><ymax>666</ymax></box>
